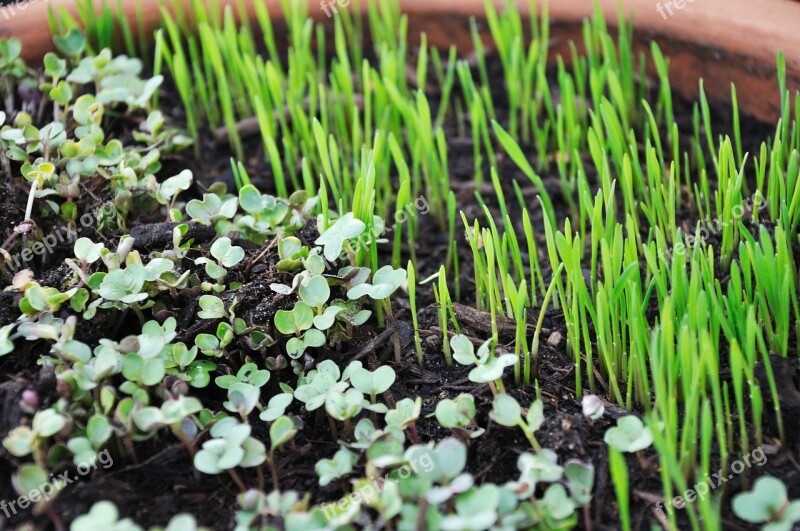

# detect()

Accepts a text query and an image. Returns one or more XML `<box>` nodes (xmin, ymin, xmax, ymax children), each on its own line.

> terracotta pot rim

<box><xmin>1</xmin><ymin>0</ymin><xmax>798</xmax><ymax>122</ymax></box>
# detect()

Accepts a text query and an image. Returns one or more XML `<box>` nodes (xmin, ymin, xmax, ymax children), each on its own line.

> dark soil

<box><xmin>0</xmin><ymin>43</ymin><xmax>798</xmax><ymax>531</ymax></box>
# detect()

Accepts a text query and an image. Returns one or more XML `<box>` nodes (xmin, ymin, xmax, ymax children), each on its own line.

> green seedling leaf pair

<box><xmin>123</xmin><ymin>318</ymin><xmax>178</xmax><ymax>361</ymax></box>
<box><xmin>269</xmin><ymin>416</ymin><xmax>298</xmax><ymax>452</ymax></box>
<box><xmin>298</xmin><ymin>275</ymin><xmax>331</xmax><ymax>309</ymax></box>
<box><xmin>69</xmin><ymin>237</ymin><xmax>106</xmax><ymax>270</ymax></box>
<box><xmin>347</xmin><ymin>417</ymin><xmax>401</xmax><ymax>451</ymax></box>
<box><xmin>134</xmin><ymin>111</ymin><xmax>193</xmax><ymax>153</ymax></box>
<box><xmin>275</xmin><ymin>235</ymin><xmax>309</xmax><ymax>272</ymax></box>
<box><xmin>325</xmin><ymin>388</ymin><xmax>365</xmax><ymax>421</ymax></box>
<box><xmin>71</xmin><ymin>501</ymin><xmax>201</xmax><ymax>531</ymax></box>
<box><xmin>156</xmin><ymin>169</ymin><xmax>193</xmax><ymax>215</ymax></box>
<box><xmin>603</xmin><ymin>416</ymin><xmax>653</xmax><ymax>453</ymax></box>
<box><xmin>434</xmin><ymin>394</ymin><xmax>484</xmax><ymax>438</ymax></box>
<box><xmin>195</xmin><ymin>321</ymin><xmax>233</xmax><ymax>356</ymax></box>
<box><xmin>355</xmin><ymin>476</ymin><xmax>403</xmax><ymax>522</ymax></box>
<box><xmin>267</xmin><ymin>268</ymin><xmax>374</xmax><ymax>336</ymax></box>
<box><xmin>163</xmin><ymin>342</ymin><xmax>216</xmax><ymax>388</ymax></box>
<box><xmin>237</xmin><ymin>184</ymin><xmax>294</xmax><ymax>239</ymax></box>
<box><xmin>186</xmin><ymin>193</ymin><xmax>238</xmax><ymax>225</ymax></box>
<box><xmin>20</xmin><ymin>283</ymin><xmax>83</xmax><ymax>316</ymax></box>
<box><xmin>71</xmin><ymin>501</ymin><xmax>142</xmax><ymax>531</ymax></box>
<box><xmin>385</xmin><ymin>397</ymin><xmax>423</xmax><ymax>431</ymax></box>
<box><xmin>507</xmin><ymin>450</ymin><xmax>564</xmax><ymax>498</ymax></box>
<box><xmin>197</xmin><ymin>295</ymin><xmax>227</xmax><ymax>319</ymax></box>
<box><xmin>67</xmin><ymin>414</ymin><xmax>113</xmax><ymax>466</ymax></box>
<box><xmin>285</xmin><ymin>329</ymin><xmax>326</xmax><ymax>359</ymax></box>
<box><xmin>216</xmin><ymin>363</ymin><xmax>270</xmax><ymax>390</ymax></box>
<box><xmin>121</xmin><ymin>352</ymin><xmax>166</xmax><ymax>388</ymax></box>
<box><xmin>346</xmin><ymin>265</ymin><xmax>407</xmax><ymax>301</ymax></box>
<box><xmin>315</xmin><ymin>212</ymin><xmax>366</xmax><ymax>262</ymax></box>
<box><xmin>438</xmin><ymin>484</ymin><xmax>503</xmax><ymax>531</ymax></box>
<box><xmin>535</xmin><ymin>483</ymin><xmax>580</xmax><ymax>525</ymax></box>
<box><xmin>274</xmin><ymin>302</ymin><xmax>314</xmax><ymax>335</ymax></box>
<box><xmin>350</xmin><ymin>365</ymin><xmax>396</xmax><ymax>399</ymax></box>
<box><xmin>312</xmin><ymin>304</ymin><xmax>346</xmax><ymax>331</ymax></box>
<box><xmin>451</xmin><ymin>335</ymin><xmax>518</xmax><ymax>384</ymax></box>
<box><xmin>224</xmin><ymin>383</ymin><xmax>261</xmax><ymax>417</ymax></box>
<box><xmin>565</xmin><ymin>460</ymin><xmax>595</xmax><ymax>507</ymax></box>
<box><xmin>490</xmin><ymin>395</ymin><xmax>544</xmax><ymax>450</ymax></box>
<box><xmin>195</xmin><ymin>236</ymin><xmax>245</xmax><ymax>281</ymax></box>
<box><xmin>259</xmin><ymin>393</ymin><xmax>294</xmax><ymax>422</ymax></box>
<box><xmin>274</xmin><ymin>300</ymin><xmax>330</xmax><ymax>359</ymax></box>
<box><xmin>12</xmin><ymin>464</ymin><xmax>66</xmax><ymax>514</ymax></box>
<box><xmin>193</xmin><ymin>418</ymin><xmax>266</xmax><ymax>474</ymax></box>
<box><xmin>133</xmin><ymin>396</ymin><xmax>203</xmax><ymax>432</ymax></box>
<box><xmin>271</xmin><ymin>249</ymin><xmax>326</xmax><ymax>294</ymax></box>
<box><xmin>405</xmin><ymin>437</ymin><xmax>468</xmax><ymax>485</ymax></box>
<box><xmin>294</xmin><ymin>360</ymin><xmax>348</xmax><ymax>411</ymax></box>
<box><xmin>295</xmin><ymin>360</ymin><xmax>390</xmax><ymax>422</ymax></box>
<box><xmin>733</xmin><ymin>476</ymin><xmax>800</xmax><ymax>530</ymax></box>
<box><xmin>0</xmin><ymin>35</ymin><xmax>192</xmax><ymax>235</ymax></box>
<box><xmin>315</xmin><ymin>447</ymin><xmax>357</xmax><ymax>487</ymax></box>
<box><xmin>3</xmin><ymin>408</ymin><xmax>69</xmax><ymax>457</ymax></box>
<box><xmin>211</xmin><ymin>237</ymin><xmax>244</xmax><ymax>267</ymax></box>
<box><xmin>234</xmin><ymin>490</ymin><xmax>308</xmax><ymax>530</ymax></box>
<box><xmin>98</xmin><ymin>261</ymin><xmax>177</xmax><ymax>305</ymax></box>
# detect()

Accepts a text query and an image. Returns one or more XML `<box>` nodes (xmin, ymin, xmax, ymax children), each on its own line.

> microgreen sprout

<box><xmin>451</xmin><ymin>334</ymin><xmax>517</xmax><ymax>392</ymax></box>
<box><xmin>350</xmin><ymin>365</ymin><xmax>396</xmax><ymax>404</ymax></box>
<box><xmin>194</xmin><ymin>418</ymin><xmax>266</xmax><ymax>491</ymax></box>
<box><xmin>733</xmin><ymin>476</ymin><xmax>800</xmax><ymax>530</ymax></box>
<box><xmin>3</xmin><ymin>408</ymin><xmax>69</xmax><ymax>459</ymax></box>
<box><xmin>581</xmin><ymin>395</ymin><xmax>605</xmax><ymax>421</ymax></box>
<box><xmin>385</xmin><ymin>397</ymin><xmax>423</xmax><ymax>444</ymax></box>
<box><xmin>195</xmin><ymin>236</ymin><xmax>245</xmax><ymax>285</ymax></box>
<box><xmin>347</xmin><ymin>264</ymin><xmax>406</xmax><ymax>360</ymax></box>
<box><xmin>315</xmin><ymin>212</ymin><xmax>366</xmax><ymax>262</ymax></box>
<box><xmin>603</xmin><ymin>416</ymin><xmax>653</xmax><ymax>453</ymax></box>
<box><xmin>489</xmin><ymin>394</ymin><xmax>544</xmax><ymax>451</ymax></box>
<box><xmin>71</xmin><ymin>501</ymin><xmax>142</xmax><ymax>531</ymax></box>
<box><xmin>156</xmin><ymin>169</ymin><xmax>193</xmax><ymax>221</ymax></box>
<box><xmin>434</xmin><ymin>393</ymin><xmax>484</xmax><ymax>438</ymax></box>
<box><xmin>315</xmin><ymin>447</ymin><xmax>357</xmax><ymax>487</ymax></box>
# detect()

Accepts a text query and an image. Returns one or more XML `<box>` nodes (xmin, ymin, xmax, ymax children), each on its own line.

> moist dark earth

<box><xmin>0</xmin><ymin>45</ymin><xmax>798</xmax><ymax>531</ymax></box>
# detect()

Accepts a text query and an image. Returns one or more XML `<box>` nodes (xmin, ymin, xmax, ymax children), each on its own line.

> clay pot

<box><xmin>1</xmin><ymin>0</ymin><xmax>798</xmax><ymax>121</ymax></box>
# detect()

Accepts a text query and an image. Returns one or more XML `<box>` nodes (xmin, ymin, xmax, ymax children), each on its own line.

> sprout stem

<box><xmin>228</xmin><ymin>469</ymin><xmax>247</xmax><ymax>492</ymax></box>
<box><xmin>267</xmin><ymin>454</ymin><xmax>280</xmax><ymax>492</ymax></box>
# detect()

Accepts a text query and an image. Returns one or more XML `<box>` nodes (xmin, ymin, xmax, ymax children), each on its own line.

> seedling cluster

<box><xmin>0</xmin><ymin>0</ymin><xmax>797</xmax><ymax>529</ymax></box>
